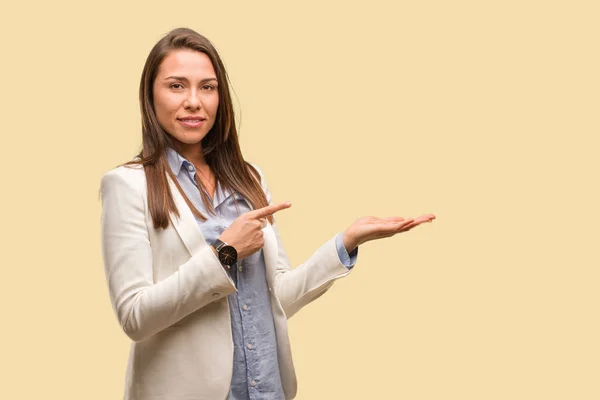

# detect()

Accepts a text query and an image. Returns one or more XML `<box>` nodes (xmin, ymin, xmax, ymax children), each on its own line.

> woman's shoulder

<box><xmin>102</xmin><ymin>161</ymin><xmax>144</xmax><ymax>179</ymax></box>
<box><xmin>245</xmin><ymin>161</ymin><xmax>265</xmax><ymax>179</ymax></box>
<box><xmin>100</xmin><ymin>161</ymin><xmax>147</xmax><ymax>194</ymax></box>
<box><xmin>245</xmin><ymin>161</ymin><xmax>267</xmax><ymax>186</ymax></box>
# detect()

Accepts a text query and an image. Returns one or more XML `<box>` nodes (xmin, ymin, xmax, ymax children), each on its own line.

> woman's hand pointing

<box><xmin>219</xmin><ymin>201</ymin><xmax>292</xmax><ymax>260</ymax></box>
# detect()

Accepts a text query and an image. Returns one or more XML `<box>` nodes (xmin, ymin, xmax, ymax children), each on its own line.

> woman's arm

<box><xmin>249</xmin><ymin>164</ymin><xmax>352</xmax><ymax>318</ymax></box>
<box><xmin>249</xmin><ymin>164</ymin><xmax>435</xmax><ymax>318</ymax></box>
<box><xmin>271</xmin><ymin>222</ymin><xmax>351</xmax><ymax>318</ymax></box>
<box><xmin>100</xmin><ymin>169</ymin><xmax>237</xmax><ymax>342</ymax></box>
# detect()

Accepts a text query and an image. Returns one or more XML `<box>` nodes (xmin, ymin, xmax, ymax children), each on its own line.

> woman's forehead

<box><xmin>157</xmin><ymin>49</ymin><xmax>217</xmax><ymax>80</ymax></box>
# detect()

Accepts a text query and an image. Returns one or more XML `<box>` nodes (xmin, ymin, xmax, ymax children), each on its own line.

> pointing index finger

<box><xmin>249</xmin><ymin>202</ymin><xmax>292</xmax><ymax>219</ymax></box>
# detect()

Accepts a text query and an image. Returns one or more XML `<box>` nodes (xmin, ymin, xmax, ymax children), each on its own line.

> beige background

<box><xmin>1</xmin><ymin>0</ymin><xmax>598</xmax><ymax>398</ymax></box>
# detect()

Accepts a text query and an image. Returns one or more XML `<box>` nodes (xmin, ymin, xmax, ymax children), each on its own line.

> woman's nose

<box><xmin>184</xmin><ymin>92</ymin><xmax>201</xmax><ymax>110</ymax></box>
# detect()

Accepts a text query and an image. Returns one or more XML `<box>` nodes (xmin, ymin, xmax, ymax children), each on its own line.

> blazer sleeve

<box><xmin>249</xmin><ymin>163</ymin><xmax>353</xmax><ymax>318</ymax></box>
<box><xmin>100</xmin><ymin>168</ymin><xmax>237</xmax><ymax>342</ymax></box>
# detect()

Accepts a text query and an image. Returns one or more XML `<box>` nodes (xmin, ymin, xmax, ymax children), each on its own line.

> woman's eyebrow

<box><xmin>164</xmin><ymin>76</ymin><xmax>218</xmax><ymax>83</ymax></box>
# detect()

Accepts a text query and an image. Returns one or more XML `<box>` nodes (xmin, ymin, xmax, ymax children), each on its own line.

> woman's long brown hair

<box><xmin>119</xmin><ymin>27</ymin><xmax>272</xmax><ymax>230</ymax></box>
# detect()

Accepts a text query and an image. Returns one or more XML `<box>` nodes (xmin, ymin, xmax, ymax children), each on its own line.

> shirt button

<box><xmin>242</xmin><ymin>304</ymin><xmax>248</xmax><ymax>311</ymax></box>
<box><xmin>212</xmin><ymin>293</ymin><xmax>220</xmax><ymax>298</ymax></box>
<box><xmin>238</xmin><ymin>264</ymin><xmax>243</xmax><ymax>272</ymax></box>
<box><xmin>250</xmin><ymin>380</ymin><xmax>257</xmax><ymax>387</ymax></box>
<box><xmin>247</xmin><ymin>343</ymin><xmax>253</xmax><ymax>349</ymax></box>
<box><xmin>187</xmin><ymin>164</ymin><xmax>194</xmax><ymax>172</ymax></box>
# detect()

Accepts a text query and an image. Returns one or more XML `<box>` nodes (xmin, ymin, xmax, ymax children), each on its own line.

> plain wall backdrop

<box><xmin>1</xmin><ymin>0</ymin><xmax>598</xmax><ymax>398</ymax></box>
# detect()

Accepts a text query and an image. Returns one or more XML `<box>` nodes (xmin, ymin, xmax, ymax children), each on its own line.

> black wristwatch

<box><xmin>211</xmin><ymin>239</ymin><xmax>238</xmax><ymax>269</ymax></box>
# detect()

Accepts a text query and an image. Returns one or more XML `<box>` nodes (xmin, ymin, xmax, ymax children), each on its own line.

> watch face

<box><xmin>219</xmin><ymin>245</ymin><xmax>238</xmax><ymax>266</ymax></box>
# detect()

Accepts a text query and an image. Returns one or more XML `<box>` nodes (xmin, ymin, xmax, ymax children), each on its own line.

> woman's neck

<box><xmin>174</xmin><ymin>142</ymin><xmax>207</xmax><ymax>168</ymax></box>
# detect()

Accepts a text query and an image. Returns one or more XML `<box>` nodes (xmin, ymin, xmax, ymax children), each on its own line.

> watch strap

<box><xmin>212</xmin><ymin>238</ymin><xmax>228</xmax><ymax>252</ymax></box>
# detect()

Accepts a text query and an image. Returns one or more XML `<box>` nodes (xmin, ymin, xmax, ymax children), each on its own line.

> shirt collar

<box><xmin>166</xmin><ymin>146</ymin><xmax>188</xmax><ymax>176</ymax></box>
<box><xmin>165</xmin><ymin>146</ymin><xmax>239</xmax><ymax>209</ymax></box>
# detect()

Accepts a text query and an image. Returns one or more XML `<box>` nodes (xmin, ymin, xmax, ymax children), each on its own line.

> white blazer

<box><xmin>100</xmin><ymin>161</ymin><xmax>353</xmax><ymax>400</ymax></box>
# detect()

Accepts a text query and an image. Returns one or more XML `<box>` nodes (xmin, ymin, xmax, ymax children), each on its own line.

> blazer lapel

<box><xmin>261</xmin><ymin>224</ymin><xmax>278</xmax><ymax>287</ymax></box>
<box><xmin>166</xmin><ymin>173</ymin><xmax>208</xmax><ymax>257</ymax></box>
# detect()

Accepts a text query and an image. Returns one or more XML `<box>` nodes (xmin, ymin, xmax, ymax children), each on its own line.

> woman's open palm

<box><xmin>343</xmin><ymin>214</ymin><xmax>436</xmax><ymax>250</ymax></box>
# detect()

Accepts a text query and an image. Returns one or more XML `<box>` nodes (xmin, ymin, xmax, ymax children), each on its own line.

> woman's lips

<box><xmin>178</xmin><ymin>119</ymin><xmax>205</xmax><ymax>128</ymax></box>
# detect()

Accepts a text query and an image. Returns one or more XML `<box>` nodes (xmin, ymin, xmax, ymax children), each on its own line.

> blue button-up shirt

<box><xmin>166</xmin><ymin>147</ymin><xmax>358</xmax><ymax>399</ymax></box>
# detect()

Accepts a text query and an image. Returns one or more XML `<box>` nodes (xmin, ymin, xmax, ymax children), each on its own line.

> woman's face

<box><xmin>153</xmin><ymin>49</ymin><xmax>219</xmax><ymax>151</ymax></box>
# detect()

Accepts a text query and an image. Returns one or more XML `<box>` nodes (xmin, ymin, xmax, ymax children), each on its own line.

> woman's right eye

<box><xmin>170</xmin><ymin>83</ymin><xmax>184</xmax><ymax>89</ymax></box>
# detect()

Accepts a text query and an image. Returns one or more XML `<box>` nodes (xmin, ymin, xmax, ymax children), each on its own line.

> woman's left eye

<box><xmin>202</xmin><ymin>85</ymin><xmax>216</xmax><ymax>91</ymax></box>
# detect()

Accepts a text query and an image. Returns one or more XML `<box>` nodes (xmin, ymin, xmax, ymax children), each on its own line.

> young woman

<box><xmin>100</xmin><ymin>27</ymin><xmax>435</xmax><ymax>400</ymax></box>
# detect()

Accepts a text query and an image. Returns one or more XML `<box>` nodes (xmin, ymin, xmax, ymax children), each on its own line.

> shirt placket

<box><xmin>236</xmin><ymin>262</ymin><xmax>262</xmax><ymax>397</ymax></box>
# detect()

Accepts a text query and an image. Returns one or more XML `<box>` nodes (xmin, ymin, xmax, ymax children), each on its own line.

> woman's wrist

<box><xmin>342</xmin><ymin>229</ymin><xmax>359</xmax><ymax>253</ymax></box>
